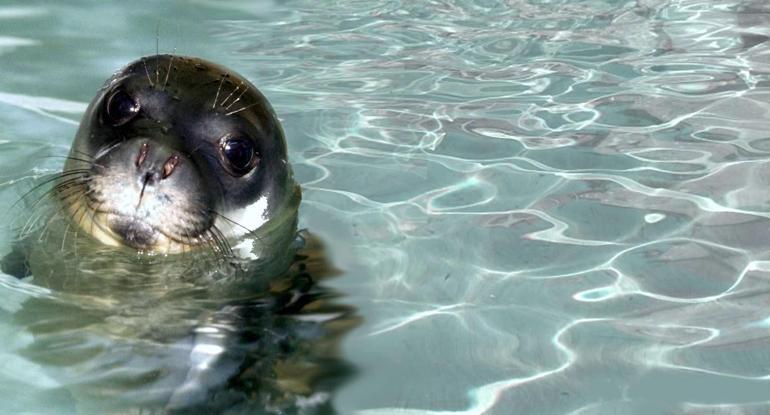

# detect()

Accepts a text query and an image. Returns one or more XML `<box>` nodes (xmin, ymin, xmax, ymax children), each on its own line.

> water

<box><xmin>1</xmin><ymin>0</ymin><xmax>770</xmax><ymax>413</ymax></box>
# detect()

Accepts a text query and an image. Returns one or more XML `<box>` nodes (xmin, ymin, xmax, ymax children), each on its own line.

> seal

<box><xmin>58</xmin><ymin>54</ymin><xmax>300</xmax><ymax>260</ymax></box>
<box><xmin>0</xmin><ymin>56</ymin><xmax>356</xmax><ymax>414</ymax></box>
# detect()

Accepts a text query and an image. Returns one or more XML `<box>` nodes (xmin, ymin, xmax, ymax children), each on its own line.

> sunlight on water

<box><xmin>2</xmin><ymin>0</ymin><xmax>770</xmax><ymax>414</ymax></box>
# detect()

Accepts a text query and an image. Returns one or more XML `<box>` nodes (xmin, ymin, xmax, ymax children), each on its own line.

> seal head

<box><xmin>62</xmin><ymin>55</ymin><xmax>299</xmax><ymax>257</ymax></box>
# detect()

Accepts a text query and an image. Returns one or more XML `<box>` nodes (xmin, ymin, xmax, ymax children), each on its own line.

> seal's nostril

<box><xmin>136</xmin><ymin>142</ymin><xmax>150</xmax><ymax>167</ymax></box>
<box><xmin>162</xmin><ymin>154</ymin><xmax>180</xmax><ymax>179</ymax></box>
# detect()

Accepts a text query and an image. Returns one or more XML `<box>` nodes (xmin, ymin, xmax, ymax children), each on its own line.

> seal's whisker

<box><xmin>70</xmin><ymin>188</ymin><xmax>95</xmax><ymax>233</ymax></box>
<box><xmin>225</xmin><ymin>103</ymin><xmax>258</xmax><ymax>117</ymax></box>
<box><xmin>52</xmin><ymin>186</ymin><xmax>90</xmax><ymax>207</ymax></box>
<box><xmin>169</xmin><ymin>202</ymin><xmax>236</xmax><ymax>259</ymax></box>
<box><xmin>219</xmin><ymin>81</ymin><xmax>244</xmax><ymax>108</ymax></box>
<box><xmin>44</xmin><ymin>155</ymin><xmax>93</xmax><ymax>164</ymax></box>
<box><xmin>211</xmin><ymin>211</ymin><xmax>260</xmax><ymax>240</ymax></box>
<box><xmin>206</xmin><ymin>223</ymin><xmax>233</xmax><ymax>260</ymax></box>
<box><xmin>19</xmin><ymin>207</ymin><xmax>48</xmax><ymax>238</ymax></box>
<box><xmin>48</xmin><ymin>186</ymin><xmax>92</xmax><ymax>231</ymax></box>
<box><xmin>56</xmin><ymin>183</ymin><xmax>90</xmax><ymax>204</ymax></box>
<box><xmin>208</xmin><ymin>213</ymin><xmax>237</xmax><ymax>242</ymax></box>
<box><xmin>52</xmin><ymin>185</ymin><xmax>91</xmax><ymax>209</ymax></box>
<box><xmin>225</xmin><ymin>85</ymin><xmax>250</xmax><ymax>110</ymax></box>
<box><xmin>210</xmin><ymin>224</ymin><xmax>233</xmax><ymax>258</ymax></box>
<box><xmin>213</xmin><ymin>73</ymin><xmax>227</xmax><ymax>109</ymax></box>
<box><xmin>33</xmin><ymin>210</ymin><xmax>54</xmax><ymax>242</ymax></box>
<box><xmin>66</xmin><ymin>149</ymin><xmax>96</xmax><ymax>160</ymax></box>
<box><xmin>141</xmin><ymin>57</ymin><xmax>155</xmax><ymax>87</ymax></box>
<box><xmin>163</xmin><ymin>55</ymin><xmax>175</xmax><ymax>91</ymax></box>
<box><xmin>196</xmin><ymin>229</ymin><xmax>221</xmax><ymax>259</ymax></box>
<box><xmin>38</xmin><ymin>209</ymin><xmax>64</xmax><ymax>244</ymax></box>
<box><xmin>51</xmin><ymin>180</ymin><xmax>90</xmax><ymax>204</ymax></box>
<box><xmin>207</xmin><ymin>234</ymin><xmax>226</xmax><ymax>260</ymax></box>
<box><xmin>155</xmin><ymin>23</ymin><xmax>160</xmax><ymax>56</ymax></box>
<box><xmin>41</xmin><ymin>155</ymin><xmax>102</xmax><ymax>168</ymax></box>
<box><xmin>60</xmin><ymin>216</ymin><xmax>72</xmax><ymax>252</ymax></box>
<box><xmin>18</xmin><ymin>183</ymin><xmax>74</xmax><ymax>238</ymax></box>
<box><xmin>61</xmin><ymin>148</ymin><xmax>94</xmax><ymax>161</ymax></box>
<box><xmin>52</xmin><ymin>174</ymin><xmax>89</xmax><ymax>194</ymax></box>
<box><xmin>12</xmin><ymin>170</ymin><xmax>89</xmax><ymax>210</ymax></box>
<box><xmin>202</xmin><ymin>227</ymin><xmax>225</xmax><ymax>258</ymax></box>
<box><xmin>154</xmin><ymin>31</ymin><xmax>161</xmax><ymax>86</ymax></box>
<box><xmin>52</xmin><ymin>188</ymin><xmax>88</xmax><ymax>258</ymax></box>
<box><xmin>14</xmin><ymin>172</ymin><xmax>89</xmax><ymax>238</ymax></box>
<box><xmin>87</xmin><ymin>199</ymin><xmax>108</xmax><ymax>237</ymax></box>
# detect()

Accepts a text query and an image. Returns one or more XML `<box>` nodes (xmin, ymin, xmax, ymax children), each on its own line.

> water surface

<box><xmin>2</xmin><ymin>0</ymin><xmax>770</xmax><ymax>414</ymax></box>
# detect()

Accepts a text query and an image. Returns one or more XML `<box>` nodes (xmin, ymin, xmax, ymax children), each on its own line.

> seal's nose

<box><xmin>134</xmin><ymin>141</ymin><xmax>181</xmax><ymax>185</ymax></box>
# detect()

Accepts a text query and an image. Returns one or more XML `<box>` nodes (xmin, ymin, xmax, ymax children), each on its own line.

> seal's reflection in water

<box><xmin>3</xmin><ymin>217</ymin><xmax>357</xmax><ymax>414</ymax></box>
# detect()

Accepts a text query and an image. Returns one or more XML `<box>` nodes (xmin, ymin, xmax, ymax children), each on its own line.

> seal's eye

<box><xmin>106</xmin><ymin>90</ymin><xmax>140</xmax><ymax>126</ymax></box>
<box><xmin>219</xmin><ymin>135</ymin><xmax>258</xmax><ymax>176</ymax></box>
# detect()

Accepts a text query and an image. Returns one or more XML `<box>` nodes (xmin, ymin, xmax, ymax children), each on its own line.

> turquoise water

<box><xmin>2</xmin><ymin>0</ymin><xmax>770</xmax><ymax>413</ymax></box>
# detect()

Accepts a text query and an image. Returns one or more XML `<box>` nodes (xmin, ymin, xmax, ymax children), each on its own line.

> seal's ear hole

<box><xmin>106</xmin><ymin>90</ymin><xmax>140</xmax><ymax>126</ymax></box>
<box><xmin>218</xmin><ymin>135</ymin><xmax>259</xmax><ymax>176</ymax></box>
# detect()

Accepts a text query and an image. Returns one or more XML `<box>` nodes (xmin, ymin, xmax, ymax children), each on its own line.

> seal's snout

<box><xmin>134</xmin><ymin>141</ymin><xmax>182</xmax><ymax>187</ymax></box>
<box><xmin>75</xmin><ymin>135</ymin><xmax>214</xmax><ymax>252</ymax></box>
<box><xmin>142</xmin><ymin>171</ymin><xmax>160</xmax><ymax>187</ymax></box>
<box><xmin>111</xmin><ymin>217</ymin><xmax>157</xmax><ymax>250</ymax></box>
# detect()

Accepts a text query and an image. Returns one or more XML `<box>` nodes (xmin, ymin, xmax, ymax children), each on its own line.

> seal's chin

<box><xmin>108</xmin><ymin>215</ymin><xmax>161</xmax><ymax>251</ymax></box>
<box><xmin>67</xmin><ymin>203</ymin><xmax>203</xmax><ymax>254</ymax></box>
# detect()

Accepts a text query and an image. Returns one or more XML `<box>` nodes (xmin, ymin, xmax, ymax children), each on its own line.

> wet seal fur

<box><xmin>60</xmin><ymin>54</ymin><xmax>300</xmax><ymax>263</ymax></box>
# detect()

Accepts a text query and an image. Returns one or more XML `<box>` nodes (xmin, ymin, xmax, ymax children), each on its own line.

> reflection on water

<box><xmin>3</xmin><ymin>0</ymin><xmax>770</xmax><ymax>414</ymax></box>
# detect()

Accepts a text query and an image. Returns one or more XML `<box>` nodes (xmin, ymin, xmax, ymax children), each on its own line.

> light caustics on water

<box><xmin>2</xmin><ymin>0</ymin><xmax>770</xmax><ymax>414</ymax></box>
